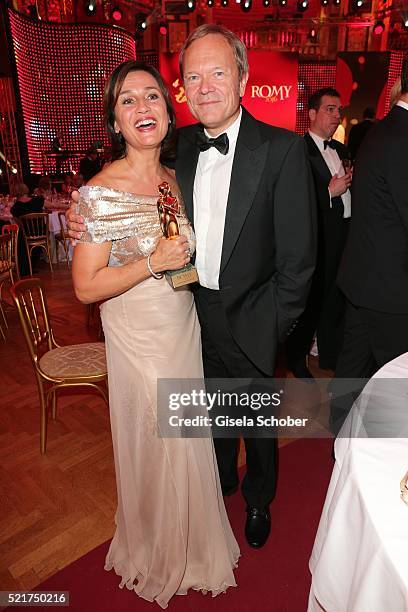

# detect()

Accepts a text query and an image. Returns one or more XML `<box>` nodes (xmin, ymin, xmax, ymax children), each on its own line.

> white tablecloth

<box><xmin>308</xmin><ymin>353</ymin><xmax>408</xmax><ymax>612</ymax></box>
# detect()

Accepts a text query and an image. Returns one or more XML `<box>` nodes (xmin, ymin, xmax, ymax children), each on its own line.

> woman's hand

<box><xmin>150</xmin><ymin>236</ymin><xmax>190</xmax><ymax>273</ymax></box>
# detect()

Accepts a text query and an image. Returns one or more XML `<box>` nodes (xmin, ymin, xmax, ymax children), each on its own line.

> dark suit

<box><xmin>347</xmin><ymin>118</ymin><xmax>374</xmax><ymax>161</ymax></box>
<box><xmin>287</xmin><ymin>133</ymin><xmax>350</xmax><ymax>371</ymax></box>
<box><xmin>330</xmin><ymin>104</ymin><xmax>408</xmax><ymax>432</ymax></box>
<box><xmin>176</xmin><ymin>107</ymin><xmax>316</xmax><ymax>507</ymax></box>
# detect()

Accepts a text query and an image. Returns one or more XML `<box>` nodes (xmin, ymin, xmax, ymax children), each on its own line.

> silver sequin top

<box><xmin>77</xmin><ymin>185</ymin><xmax>196</xmax><ymax>267</ymax></box>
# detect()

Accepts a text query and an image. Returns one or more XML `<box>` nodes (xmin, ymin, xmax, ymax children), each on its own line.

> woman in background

<box><xmin>11</xmin><ymin>183</ymin><xmax>44</xmax><ymax>275</ymax></box>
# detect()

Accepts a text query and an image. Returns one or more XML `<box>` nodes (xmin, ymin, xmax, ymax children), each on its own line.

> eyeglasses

<box><xmin>321</xmin><ymin>104</ymin><xmax>344</xmax><ymax>116</ymax></box>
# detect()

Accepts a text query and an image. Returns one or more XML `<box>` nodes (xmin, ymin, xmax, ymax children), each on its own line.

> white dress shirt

<box><xmin>309</xmin><ymin>130</ymin><xmax>351</xmax><ymax>219</ymax></box>
<box><xmin>193</xmin><ymin>109</ymin><xmax>242</xmax><ymax>290</ymax></box>
<box><xmin>397</xmin><ymin>100</ymin><xmax>408</xmax><ymax>111</ymax></box>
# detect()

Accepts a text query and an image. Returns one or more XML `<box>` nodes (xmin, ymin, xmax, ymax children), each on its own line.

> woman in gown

<box><xmin>72</xmin><ymin>61</ymin><xmax>239</xmax><ymax>609</ymax></box>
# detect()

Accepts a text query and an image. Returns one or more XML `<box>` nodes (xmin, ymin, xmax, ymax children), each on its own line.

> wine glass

<box><xmin>342</xmin><ymin>155</ymin><xmax>353</xmax><ymax>174</ymax></box>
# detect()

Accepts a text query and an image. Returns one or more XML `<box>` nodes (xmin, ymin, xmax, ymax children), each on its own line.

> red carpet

<box><xmin>32</xmin><ymin>439</ymin><xmax>333</xmax><ymax>611</ymax></box>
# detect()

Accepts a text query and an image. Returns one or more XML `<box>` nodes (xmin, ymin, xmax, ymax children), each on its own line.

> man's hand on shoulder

<box><xmin>66</xmin><ymin>190</ymin><xmax>86</xmax><ymax>244</ymax></box>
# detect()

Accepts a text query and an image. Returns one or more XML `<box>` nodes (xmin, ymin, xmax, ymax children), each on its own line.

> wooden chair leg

<box><xmin>0</xmin><ymin>317</ymin><xmax>6</xmax><ymax>340</ymax></box>
<box><xmin>55</xmin><ymin>240</ymin><xmax>60</xmax><ymax>266</ymax></box>
<box><xmin>38</xmin><ymin>380</ymin><xmax>48</xmax><ymax>454</ymax></box>
<box><xmin>47</xmin><ymin>241</ymin><xmax>54</xmax><ymax>274</ymax></box>
<box><xmin>0</xmin><ymin>283</ymin><xmax>8</xmax><ymax>330</ymax></box>
<box><xmin>51</xmin><ymin>389</ymin><xmax>57</xmax><ymax>420</ymax></box>
<box><xmin>15</xmin><ymin>249</ymin><xmax>20</xmax><ymax>281</ymax></box>
<box><xmin>64</xmin><ymin>241</ymin><xmax>70</xmax><ymax>269</ymax></box>
<box><xmin>27</xmin><ymin>243</ymin><xmax>33</xmax><ymax>276</ymax></box>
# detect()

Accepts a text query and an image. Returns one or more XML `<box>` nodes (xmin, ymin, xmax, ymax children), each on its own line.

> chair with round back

<box><xmin>0</xmin><ymin>233</ymin><xmax>13</xmax><ymax>340</ymax></box>
<box><xmin>2</xmin><ymin>223</ymin><xmax>20</xmax><ymax>282</ymax></box>
<box><xmin>54</xmin><ymin>211</ymin><xmax>70</xmax><ymax>268</ymax></box>
<box><xmin>11</xmin><ymin>277</ymin><xmax>108</xmax><ymax>453</ymax></box>
<box><xmin>19</xmin><ymin>212</ymin><xmax>53</xmax><ymax>275</ymax></box>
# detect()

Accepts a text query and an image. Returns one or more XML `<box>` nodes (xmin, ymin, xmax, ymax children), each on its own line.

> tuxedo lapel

<box><xmin>220</xmin><ymin>109</ymin><xmax>268</xmax><ymax>274</ymax></box>
<box><xmin>175</xmin><ymin>128</ymin><xmax>200</xmax><ymax>227</ymax></box>
<box><xmin>304</xmin><ymin>132</ymin><xmax>333</xmax><ymax>184</ymax></box>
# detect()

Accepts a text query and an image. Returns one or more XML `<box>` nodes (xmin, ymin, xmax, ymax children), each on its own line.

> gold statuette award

<box><xmin>157</xmin><ymin>181</ymin><xmax>199</xmax><ymax>289</ymax></box>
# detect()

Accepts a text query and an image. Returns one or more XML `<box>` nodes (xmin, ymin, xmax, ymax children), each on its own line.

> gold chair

<box><xmin>2</xmin><ymin>223</ymin><xmax>20</xmax><ymax>282</ymax></box>
<box><xmin>19</xmin><ymin>212</ymin><xmax>54</xmax><ymax>275</ymax></box>
<box><xmin>11</xmin><ymin>277</ymin><xmax>108</xmax><ymax>454</ymax></box>
<box><xmin>54</xmin><ymin>212</ymin><xmax>70</xmax><ymax>269</ymax></box>
<box><xmin>0</xmin><ymin>234</ymin><xmax>13</xmax><ymax>340</ymax></box>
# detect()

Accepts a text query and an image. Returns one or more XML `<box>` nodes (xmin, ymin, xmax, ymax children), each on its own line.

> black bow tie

<box><xmin>196</xmin><ymin>131</ymin><xmax>229</xmax><ymax>155</ymax></box>
<box><xmin>323</xmin><ymin>139</ymin><xmax>336</xmax><ymax>150</ymax></box>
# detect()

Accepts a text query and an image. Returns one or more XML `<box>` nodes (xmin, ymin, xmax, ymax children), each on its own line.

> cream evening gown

<box><xmin>77</xmin><ymin>186</ymin><xmax>239</xmax><ymax>609</ymax></box>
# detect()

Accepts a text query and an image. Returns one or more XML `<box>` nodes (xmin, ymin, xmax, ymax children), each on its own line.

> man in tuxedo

<box><xmin>287</xmin><ymin>88</ymin><xmax>352</xmax><ymax>378</ymax></box>
<box><xmin>330</xmin><ymin>53</ymin><xmax>408</xmax><ymax>434</ymax></box>
<box><xmin>176</xmin><ymin>25</ymin><xmax>315</xmax><ymax>547</ymax></box>
<box><xmin>66</xmin><ymin>25</ymin><xmax>316</xmax><ymax>547</ymax></box>
<box><xmin>51</xmin><ymin>131</ymin><xmax>68</xmax><ymax>175</ymax></box>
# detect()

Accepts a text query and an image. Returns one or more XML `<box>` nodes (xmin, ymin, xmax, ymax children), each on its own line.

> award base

<box><xmin>165</xmin><ymin>264</ymin><xmax>199</xmax><ymax>288</ymax></box>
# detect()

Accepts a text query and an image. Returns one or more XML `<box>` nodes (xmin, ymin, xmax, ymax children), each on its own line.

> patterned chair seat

<box><xmin>39</xmin><ymin>342</ymin><xmax>107</xmax><ymax>379</ymax></box>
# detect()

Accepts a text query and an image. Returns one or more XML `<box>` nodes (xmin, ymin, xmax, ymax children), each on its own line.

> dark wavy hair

<box><xmin>308</xmin><ymin>87</ymin><xmax>341</xmax><ymax>111</ymax></box>
<box><xmin>104</xmin><ymin>60</ymin><xmax>176</xmax><ymax>161</ymax></box>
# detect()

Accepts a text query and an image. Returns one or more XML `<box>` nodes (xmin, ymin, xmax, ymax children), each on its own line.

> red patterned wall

<box><xmin>295</xmin><ymin>61</ymin><xmax>337</xmax><ymax>135</ymax></box>
<box><xmin>385</xmin><ymin>50</ymin><xmax>406</xmax><ymax>114</ymax></box>
<box><xmin>9</xmin><ymin>9</ymin><xmax>136</xmax><ymax>173</ymax></box>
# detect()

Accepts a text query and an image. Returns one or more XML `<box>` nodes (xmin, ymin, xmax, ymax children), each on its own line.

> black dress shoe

<box><xmin>222</xmin><ymin>484</ymin><xmax>239</xmax><ymax>497</ymax></box>
<box><xmin>245</xmin><ymin>507</ymin><xmax>271</xmax><ymax>548</ymax></box>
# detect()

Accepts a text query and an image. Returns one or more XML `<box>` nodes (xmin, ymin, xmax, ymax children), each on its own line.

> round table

<box><xmin>308</xmin><ymin>352</ymin><xmax>408</xmax><ymax>612</ymax></box>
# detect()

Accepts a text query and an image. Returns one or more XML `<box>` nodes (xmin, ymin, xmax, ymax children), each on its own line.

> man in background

<box><xmin>330</xmin><ymin>53</ymin><xmax>408</xmax><ymax>433</ymax></box>
<box><xmin>287</xmin><ymin>87</ymin><xmax>352</xmax><ymax>378</ymax></box>
<box><xmin>51</xmin><ymin>131</ymin><xmax>68</xmax><ymax>175</ymax></box>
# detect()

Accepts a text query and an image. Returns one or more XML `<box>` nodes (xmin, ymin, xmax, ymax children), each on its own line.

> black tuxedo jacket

<box><xmin>337</xmin><ymin>104</ymin><xmax>408</xmax><ymax>314</ymax></box>
<box><xmin>304</xmin><ymin>132</ymin><xmax>349</xmax><ymax>218</ymax></box>
<box><xmin>175</xmin><ymin>107</ymin><xmax>317</xmax><ymax>375</ymax></box>
<box><xmin>304</xmin><ymin>133</ymin><xmax>350</xmax><ymax>285</ymax></box>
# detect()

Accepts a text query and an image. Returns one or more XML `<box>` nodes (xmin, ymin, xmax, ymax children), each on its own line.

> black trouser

<box><xmin>287</xmin><ymin>218</ymin><xmax>349</xmax><ymax>371</ymax></box>
<box><xmin>194</xmin><ymin>286</ymin><xmax>277</xmax><ymax>509</ymax></box>
<box><xmin>330</xmin><ymin>300</ymin><xmax>408</xmax><ymax>434</ymax></box>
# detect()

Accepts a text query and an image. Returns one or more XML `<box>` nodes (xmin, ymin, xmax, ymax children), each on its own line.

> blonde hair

<box><xmin>179</xmin><ymin>24</ymin><xmax>249</xmax><ymax>81</ymax></box>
